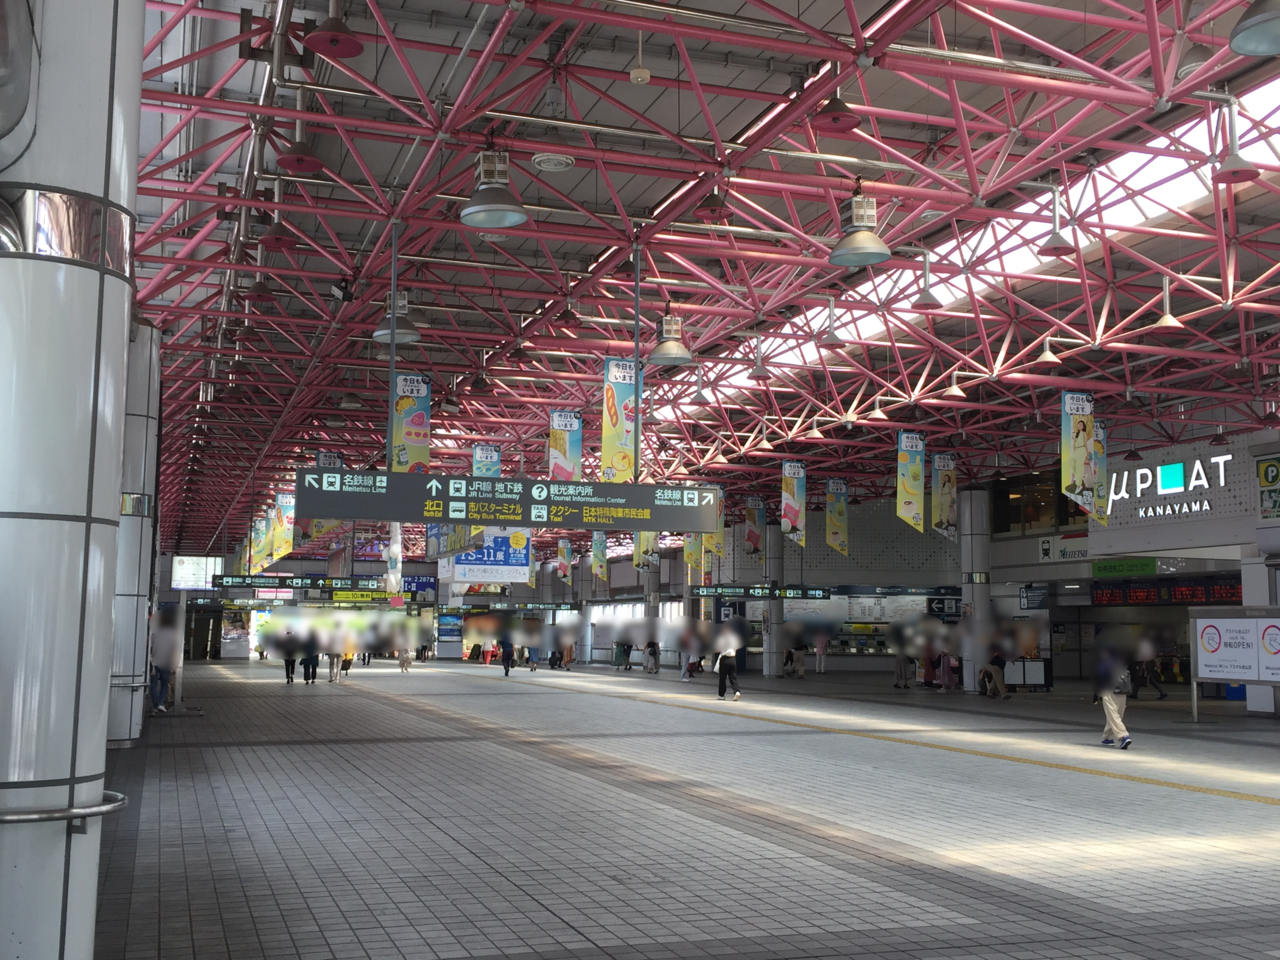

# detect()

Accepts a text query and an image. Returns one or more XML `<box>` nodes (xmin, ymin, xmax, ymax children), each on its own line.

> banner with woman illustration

<box><xmin>1061</xmin><ymin>392</ymin><xmax>1099</xmax><ymax>515</ymax></box>
<box><xmin>591</xmin><ymin>531</ymin><xmax>608</xmax><ymax>580</ymax></box>
<box><xmin>931</xmin><ymin>453</ymin><xmax>958</xmax><ymax>542</ymax></box>
<box><xmin>896</xmin><ymin>432</ymin><xmax>926</xmax><ymax>531</ymax></box>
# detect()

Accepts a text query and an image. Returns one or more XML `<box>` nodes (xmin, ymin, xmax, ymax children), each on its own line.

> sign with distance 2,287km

<box><xmin>294</xmin><ymin>471</ymin><xmax>721</xmax><ymax>533</ymax></box>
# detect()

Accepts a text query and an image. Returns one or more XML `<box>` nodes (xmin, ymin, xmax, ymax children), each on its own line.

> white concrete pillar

<box><xmin>763</xmin><ymin>523</ymin><xmax>783</xmax><ymax>677</ymax></box>
<box><xmin>1241</xmin><ymin>556</ymin><xmax>1278</xmax><ymax>714</ymax></box>
<box><xmin>107</xmin><ymin>321</ymin><xmax>160</xmax><ymax>743</ymax></box>
<box><xmin>0</xmin><ymin>1</ymin><xmax>145</xmax><ymax>957</ymax></box>
<box><xmin>959</xmin><ymin>487</ymin><xmax>992</xmax><ymax>692</ymax></box>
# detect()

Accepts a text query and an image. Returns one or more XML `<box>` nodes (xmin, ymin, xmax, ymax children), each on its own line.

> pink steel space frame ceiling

<box><xmin>138</xmin><ymin>0</ymin><xmax>1280</xmax><ymax>556</ymax></box>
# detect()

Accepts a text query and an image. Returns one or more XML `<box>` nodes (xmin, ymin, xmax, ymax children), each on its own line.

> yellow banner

<box><xmin>601</xmin><ymin>358</ymin><xmax>640</xmax><ymax>481</ymax></box>
<box><xmin>896</xmin><ymin>432</ymin><xmax>925</xmax><ymax>532</ymax></box>
<box><xmin>825</xmin><ymin>479</ymin><xmax>849</xmax><ymax>555</ymax></box>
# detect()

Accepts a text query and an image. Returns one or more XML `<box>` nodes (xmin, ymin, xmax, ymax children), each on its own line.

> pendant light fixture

<box><xmin>1209</xmin><ymin>426</ymin><xmax>1229</xmax><ymax>446</ymax></box>
<box><xmin>339</xmin><ymin>392</ymin><xmax>363</xmax><ymax>410</ymax></box>
<box><xmin>1213</xmin><ymin>97</ymin><xmax>1260</xmax><ymax>184</ymax></box>
<box><xmin>1230</xmin><ymin>0</ymin><xmax>1280</xmax><ymax>55</ymax></box>
<box><xmin>829</xmin><ymin>190</ymin><xmax>891</xmax><ymax>268</ymax></box>
<box><xmin>531</xmin><ymin>126</ymin><xmax>576</xmax><ymax>172</ymax></box>
<box><xmin>1037</xmin><ymin>340</ymin><xmax>1061</xmax><ymax>364</ymax></box>
<box><xmin>694</xmin><ymin>188</ymin><xmax>729</xmax><ymax>222</ymax></box>
<box><xmin>1038</xmin><ymin>186</ymin><xmax>1074</xmax><ymax>257</ymax></box>
<box><xmin>943</xmin><ymin>372</ymin><xmax>966</xmax><ymax>398</ymax></box>
<box><xmin>277</xmin><ymin>88</ymin><xmax>324</xmax><ymax>174</ymax></box>
<box><xmin>691</xmin><ymin>364</ymin><xmax>710</xmax><ymax>404</ymax></box>
<box><xmin>866</xmin><ymin>399</ymin><xmax>889</xmax><ymax>420</ymax></box>
<box><xmin>305</xmin><ymin>0</ymin><xmax>365</xmax><ymax>58</ymax></box>
<box><xmin>912</xmin><ymin>249</ymin><xmax>943</xmax><ymax>309</ymax></box>
<box><xmin>240</xmin><ymin>279</ymin><xmax>275</xmax><ymax>302</ymax></box>
<box><xmin>811</xmin><ymin>64</ymin><xmax>861</xmax><ymax>133</ymax></box>
<box><xmin>1123</xmin><ymin>447</ymin><xmax>1144</xmax><ymax>462</ymax></box>
<box><xmin>804</xmin><ymin>425</ymin><xmax>825</xmax><ymax>440</ymax></box>
<box><xmin>748</xmin><ymin>337</ymin><xmax>770</xmax><ymax>381</ymax></box>
<box><xmin>1154</xmin><ymin>275</ymin><xmax>1184</xmax><ymax>327</ymax></box>
<box><xmin>818</xmin><ymin>296</ymin><xmax>845</xmax><ymax>350</ymax></box>
<box><xmin>259</xmin><ymin>181</ymin><xmax>297</xmax><ymax>251</ymax></box>
<box><xmin>1176</xmin><ymin>42</ymin><xmax>1212</xmax><ymax>80</ymax></box>
<box><xmin>649</xmin><ymin>305</ymin><xmax>693</xmax><ymax>366</ymax></box>
<box><xmin>460</xmin><ymin>151</ymin><xmax>528</xmax><ymax>229</ymax></box>
<box><xmin>630</xmin><ymin>30</ymin><xmax>650</xmax><ymax>84</ymax></box>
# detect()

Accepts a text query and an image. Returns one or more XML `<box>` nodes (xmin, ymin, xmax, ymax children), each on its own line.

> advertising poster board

<box><xmin>1193</xmin><ymin>617</ymin><xmax>1259</xmax><ymax>681</ymax></box>
<box><xmin>600</xmin><ymin>359</ymin><xmax>640</xmax><ymax>481</ymax></box>
<box><xmin>781</xmin><ymin>461</ymin><xmax>806</xmax><ymax>546</ymax></box>
<box><xmin>896</xmin><ymin>432</ymin><xmax>925</xmax><ymax>531</ymax></box>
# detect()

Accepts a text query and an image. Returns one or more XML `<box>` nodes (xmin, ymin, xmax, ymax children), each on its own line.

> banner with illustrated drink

<box><xmin>684</xmin><ymin>533</ymin><xmax>704</xmax><ymax>588</ymax></box>
<box><xmin>591</xmin><ymin>531</ymin><xmax>608</xmax><ymax>581</ymax></box>
<box><xmin>896</xmin><ymin>432</ymin><xmax>925</xmax><ymax>531</ymax></box>
<box><xmin>269</xmin><ymin>493</ymin><xmax>295</xmax><ymax>563</ymax></box>
<box><xmin>781</xmin><ymin>461</ymin><xmax>806</xmax><ymax>546</ymax></box>
<box><xmin>633</xmin><ymin>530</ymin><xmax>657</xmax><ymax>568</ymax></box>
<box><xmin>250</xmin><ymin>516</ymin><xmax>270</xmax><ymax>574</ymax></box>
<box><xmin>600</xmin><ymin>358</ymin><xmax>641</xmax><ymax>481</ymax></box>
<box><xmin>706</xmin><ymin>485</ymin><xmax>725</xmax><ymax>557</ymax></box>
<box><xmin>744</xmin><ymin>496</ymin><xmax>765</xmax><ymax>563</ymax></box>
<box><xmin>556</xmin><ymin>538</ymin><xmax>572</xmax><ymax>581</ymax></box>
<box><xmin>931</xmin><ymin>453</ymin><xmax>958</xmax><ymax>542</ymax></box>
<box><xmin>1061</xmin><ymin>391</ymin><xmax>1098</xmax><ymax>514</ymax></box>
<box><xmin>825</xmin><ymin>479</ymin><xmax>849</xmax><ymax>556</ymax></box>
<box><xmin>1092</xmin><ymin>421</ymin><xmax>1108</xmax><ymax>526</ymax></box>
<box><xmin>548</xmin><ymin>410</ymin><xmax>583</xmax><ymax>481</ymax></box>
<box><xmin>472</xmin><ymin>444</ymin><xmax>501</xmax><ymax>478</ymax></box>
<box><xmin>391</xmin><ymin>374</ymin><xmax>431</xmax><ymax>473</ymax></box>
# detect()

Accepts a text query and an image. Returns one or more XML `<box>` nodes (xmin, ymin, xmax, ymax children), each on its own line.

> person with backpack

<box><xmin>1094</xmin><ymin>639</ymin><xmax>1133</xmax><ymax>749</ymax></box>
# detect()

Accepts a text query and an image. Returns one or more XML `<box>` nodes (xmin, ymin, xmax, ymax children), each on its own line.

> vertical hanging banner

<box><xmin>633</xmin><ymin>530</ymin><xmax>657</xmax><ymax>568</ymax></box>
<box><xmin>250</xmin><ymin>517</ymin><xmax>270</xmax><ymax>574</ymax></box>
<box><xmin>744</xmin><ymin>496</ymin><xmax>765</xmax><ymax>564</ymax></box>
<box><xmin>684</xmin><ymin>533</ymin><xmax>705</xmax><ymax>589</ymax></box>
<box><xmin>1092</xmin><ymin>421</ymin><xmax>1109</xmax><ymax>526</ymax></box>
<box><xmin>781</xmin><ymin>461</ymin><xmax>806</xmax><ymax>547</ymax></box>
<box><xmin>548</xmin><ymin>410</ymin><xmax>583</xmax><ymax>481</ymax></box>
<box><xmin>931</xmin><ymin>453</ymin><xmax>958</xmax><ymax>542</ymax></box>
<box><xmin>897</xmin><ymin>431</ymin><xmax>926</xmax><ymax>531</ymax></box>
<box><xmin>591</xmin><ymin>531</ymin><xmax>608</xmax><ymax>581</ymax></box>
<box><xmin>826</xmin><ymin>479</ymin><xmax>849</xmax><ymax>556</ymax></box>
<box><xmin>472</xmin><ymin>443</ymin><xmax>501</xmax><ymax>477</ymax></box>
<box><xmin>528</xmin><ymin>549</ymin><xmax>538</xmax><ymax>588</ymax></box>
<box><xmin>706</xmin><ymin>486</ymin><xmax>725</xmax><ymax>558</ymax></box>
<box><xmin>600</xmin><ymin>358</ymin><xmax>641</xmax><ymax>481</ymax></box>
<box><xmin>391</xmin><ymin>374</ymin><xmax>431</xmax><ymax>473</ymax></box>
<box><xmin>556</xmin><ymin>538</ymin><xmax>572</xmax><ymax>581</ymax></box>
<box><xmin>1061</xmin><ymin>391</ymin><xmax>1097</xmax><ymax>514</ymax></box>
<box><xmin>270</xmin><ymin>492</ymin><xmax>295</xmax><ymax>563</ymax></box>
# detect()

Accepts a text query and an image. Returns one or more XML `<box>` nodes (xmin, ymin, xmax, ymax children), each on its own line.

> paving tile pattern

<box><xmin>97</xmin><ymin>661</ymin><xmax>1280</xmax><ymax>959</ymax></box>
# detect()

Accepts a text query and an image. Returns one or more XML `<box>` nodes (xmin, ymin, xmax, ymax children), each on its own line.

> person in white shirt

<box><xmin>714</xmin><ymin>617</ymin><xmax>748</xmax><ymax>702</ymax></box>
<box><xmin>148</xmin><ymin>606</ymin><xmax>183</xmax><ymax>714</ymax></box>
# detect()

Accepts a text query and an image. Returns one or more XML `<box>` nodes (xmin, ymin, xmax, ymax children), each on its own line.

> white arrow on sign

<box><xmin>702</xmin><ymin>492</ymin><xmax>713</xmax><ymax>505</ymax></box>
<box><xmin>426</xmin><ymin>479</ymin><xmax>442</xmax><ymax>495</ymax></box>
<box><xmin>305</xmin><ymin>475</ymin><xmax>319</xmax><ymax>488</ymax></box>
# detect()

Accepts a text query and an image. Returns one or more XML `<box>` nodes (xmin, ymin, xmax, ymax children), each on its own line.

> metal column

<box><xmin>958</xmin><ymin>487</ymin><xmax>992</xmax><ymax>692</ymax></box>
<box><xmin>763</xmin><ymin>523</ymin><xmax>783</xmax><ymax>677</ymax></box>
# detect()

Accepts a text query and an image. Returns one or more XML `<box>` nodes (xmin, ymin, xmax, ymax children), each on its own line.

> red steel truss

<box><xmin>136</xmin><ymin>0</ymin><xmax>1280</xmax><ymax>554</ymax></box>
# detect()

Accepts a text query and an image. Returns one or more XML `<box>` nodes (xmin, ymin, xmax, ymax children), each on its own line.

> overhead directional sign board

<box><xmin>294</xmin><ymin>470</ymin><xmax>721</xmax><ymax>532</ymax></box>
<box><xmin>213</xmin><ymin>575</ymin><xmax>369</xmax><ymax>590</ymax></box>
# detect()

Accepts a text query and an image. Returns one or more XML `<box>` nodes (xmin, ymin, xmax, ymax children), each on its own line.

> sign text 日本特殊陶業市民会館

<box><xmin>293</xmin><ymin>470</ymin><xmax>721</xmax><ymax>532</ymax></box>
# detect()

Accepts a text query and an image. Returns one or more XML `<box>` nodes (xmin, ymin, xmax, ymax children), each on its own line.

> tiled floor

<box><xmin>97</xmin><ymin>659</ymin><xmax>1280</xmax><ymax>960</ymax></box>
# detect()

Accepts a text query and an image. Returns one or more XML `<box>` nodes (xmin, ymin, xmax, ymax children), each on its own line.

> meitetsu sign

<box><xmin>1090</xmin><ymin>434</ymin><xmax>1257</xmax><ymax>553</ymax></box>
<box><xmin>1106</xmin><ymin>454</ymin><xmax>1233</xmax><ymax>519</ymax></box>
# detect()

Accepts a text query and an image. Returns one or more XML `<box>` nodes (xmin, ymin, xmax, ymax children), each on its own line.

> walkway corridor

<box><xmin>97</xmin><ymin>661</ymin><xmax>1280</xmax><ymax>960</ymax></box>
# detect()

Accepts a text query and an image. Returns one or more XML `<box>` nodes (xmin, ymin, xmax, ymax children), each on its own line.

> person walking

<box><xmin>498</xmin><ymin>633</ymin><xmax>515</xmax><ymax>677</ymax></box>
<box><xmin>148</xmin><ymin>606</ymin><xmax>182</xmax><ymax>714</ymax></box>
<box><xmin>301</xmin><ymin>631</ymin><xmax>320</xmax><ymax>685</ymax></box>
<box><xmin>714</xmin><ymin>618</ymin><xmax>747</xmax><ymax>702</ymax></box>
<box><xmin>1131</xmin><ymin>636</ymin><xmax>1167</xmax><ymax>700</ymax></box>
<box><xmin>398</xmin><ymin>646</ymin><xmax>413</xmax><ymax>673</ymax></box>
<box><xmin>814</xmin><ymin>630</ymin><xmax>829</xmax><ymax>675</ymax></box>
<box><xmin>481</xmin><ymin>635</ymin><xmax>496</xmax><ymax>666</ymax></box>
<box><xmin>1094</xmin><ymin>643</ymin><xmax>1133</xmax><ymax>749</ymax></box>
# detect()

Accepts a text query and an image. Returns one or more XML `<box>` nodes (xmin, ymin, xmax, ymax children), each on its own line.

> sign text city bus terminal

<box><xmin>294</xmin><ymin>470</ymin><xmax>721</xmax><ymax>532</ymax></box>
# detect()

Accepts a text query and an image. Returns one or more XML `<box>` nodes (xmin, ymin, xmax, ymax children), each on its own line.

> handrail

<box><xmin>0</xmin><ymin>791</ymin><xmax>128</xmax><ymax>824</ymax></box>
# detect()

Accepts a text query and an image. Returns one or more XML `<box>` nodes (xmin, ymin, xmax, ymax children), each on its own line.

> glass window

<box><xmin>1023</xmin><ymin>477</ymin><xmax>1057</xmax><ymax>532</ymax></box>
<box><xmin>992</xmin><ymin>477</ymin><xmax>1020</xmax><ymax>534</ymax></box>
